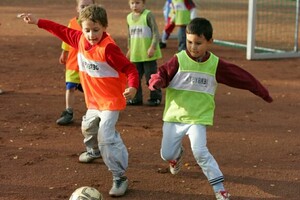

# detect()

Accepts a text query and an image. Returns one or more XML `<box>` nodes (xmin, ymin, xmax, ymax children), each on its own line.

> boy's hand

<box><xmin>147</xmin><ymin>46</ymin><xmax>155</xmax><ymax>58</ymax></box>
<box><xmin>263</xmin><ymin>95</ymin><xmax>273</xmax><ymax>103</ymax></box>
<box><xmin>149</xmin><ymin>74</ymin><xmax>163</xmax><ymax>91</ymax></box>
<box><xmin>123</xmin><ymin>87</ymin><xmax>137</xmax><ymax>100</ymax></box>
<box><xmin>17</xmin><ymin>13</ymin><xmax>39</xmax><ymax>25</ymax></box>
<box><xmin>59</xmin><ymin>51</ymin><xmax>68</xmax><ymax>64</ymax></box>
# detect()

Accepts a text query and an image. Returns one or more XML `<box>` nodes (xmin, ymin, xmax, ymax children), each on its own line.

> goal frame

<box><xmin>246</xmin><ymin>0</ymin><xmax>300</xmax><ymax>60</ymax></box>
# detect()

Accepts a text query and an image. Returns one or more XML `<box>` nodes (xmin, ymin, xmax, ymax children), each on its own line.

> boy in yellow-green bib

<box><xmin>126</xmin><ymin>0</ymin><xmax>162</xmax><ymax>106</ymax></box>
<box><xmin>149</xmin><ymin>17</ymin><xmax>273</xmax><ymax>200</ymax></box>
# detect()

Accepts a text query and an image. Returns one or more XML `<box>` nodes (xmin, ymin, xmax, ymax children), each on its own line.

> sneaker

<box><xmin>169</xmin><ymin>147</ymin><xmax>184</xmax><ymax>175</ymax></box>
<box><xmin>78</xmin><ymin>151</ymin><xmax>101</xmax><ymax>163</ymax></box>
<box><xmin>147</xmin><ymin>99</ymin><xmax>161</xmax><ymax>106</ymax></box>
<box><xmin>215</xmin><ymin>191</ymin><xmax>230</xmax><ymax>200</ymax></box>
<box><xmin>126</xmin><ymin>99</ymin><xmax>143</xmax><ymax>106</ymax></box>
<box><xmin>159</xmin><ymin>42</ymin><xmax>167</xmax><ymax>49</ymax></box>
<box><xmin>56</xmin><ymin>109</ymin><xmax>73</xmax><ymax>125</ymax></box>
<box><xmin>109</xmin><ymin>176</ymin><xmax>128</xmax><ymax>197</ymax></box>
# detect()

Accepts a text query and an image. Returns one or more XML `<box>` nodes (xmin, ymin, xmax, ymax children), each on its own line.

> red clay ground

<box><xmin>0</xmin><ymin>0</ymin><xmax>299</xmax><ymax>199</ymax></box>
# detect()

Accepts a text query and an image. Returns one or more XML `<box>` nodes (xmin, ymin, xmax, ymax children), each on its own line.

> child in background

<box><xmin>149</xmin><ymin>17</ymin><xmax>273</xmax><ymax>200</ymax></box>
<box><xmin>160</xmin><ymin>0</ymin><xmax>175</xmax><ymax>49</ymax></box>
<box><xmin>126</xmin><ymin>0</ymin><xmax>162</xmax><ymax>106</ymax></box>
<box><xmin>160</xmin><ymin>0</ymin><xmax>197</xmax><ymax>51</ymax></box>
<box><xmin>163</xmin><ymin>0</ymin><xmax>173</xmax><ymax>24</ymax></box>
<box><xmin>20</xmin><ymin>5</ymin><xmax>139</xmax><ymax>197</ymax></box>
<box><xmin>56</xmin><ymin>0</ymin><xmax>95</xmax><ymax>125</ymax></box>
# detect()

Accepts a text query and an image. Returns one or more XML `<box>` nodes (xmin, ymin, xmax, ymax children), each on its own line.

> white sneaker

<box><xmin>78</xmin><ymin>151</ymin><xmax>101</xmax><ymax>163</ymax></box>
<box><xmin>109</xmin><ymin>176</ymin><xmax>128</xmax><ymax>197</ymax></box>
<box><xmin>215</xmin><ymin>191</ymin><xmax>230</xmax><ymax>200</ymax></box>
<box><xmin>169</xmin><ymin>146</ymin><xmax>184</xmax><ymax>175</ymax></box>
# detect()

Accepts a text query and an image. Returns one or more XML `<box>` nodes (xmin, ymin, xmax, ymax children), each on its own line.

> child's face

<box><xmin>81</xmin><ymin>19</ymin><xmax>106</xmax><ymax>45</ymax></box>
<box><xmin>186</xmin><ymin>33</ymin><xmax>212</xmax><ymax>59</ymax></box>
<box><xmin>129</xmin><ymin>0</ymin><xmax>144</xmax><ymax>14</ymax></box>
<box><xmin>77</xmin><ymin>0</ymin><xmax>94</xmax><ymax>13</ymax></box>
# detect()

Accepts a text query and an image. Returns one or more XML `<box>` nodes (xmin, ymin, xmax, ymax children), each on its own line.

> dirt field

<box><xmin>0</xmin><ymin>0</ymin><xmax>299</xmax><ymax>199</ymax></box>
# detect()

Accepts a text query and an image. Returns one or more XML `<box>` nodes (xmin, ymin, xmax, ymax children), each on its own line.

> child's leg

<box><xmin>161</xmin><ymin>18</ymin><xmax>175</xmax><ymax>44</ymax></box>
<box><xmin>128</xmin><ymin>62</ymin><xmax>143</xmax><ymax>105</ymax></box>
<box><xmin>177</xmin><ymin>25</ymin><xmax>187</xmax><ymax>51</ymax></box>
<box><xmin>66</xmin><ymin>87</ymin><xmax>76</xmax><ymax>110</ymax></box>
<box><xmin>161</xmin><ymin>122</ymin><xmax>186</xmax><ymax>161</ymax></box>
<box><xmin>83</xmin><ymin>110</ymin><xmax>128</xmax><ymax>196</ymax></box>
<box><xmin>65</xmin><ymin>68</ymin><xmax>81</xmax><ymax>109</ymax></box>
<box><xmin>98</xmin><ymin>110</ymin><xmax>128</xmax><ymax>178</ymax></box>
<box><xmin>144</xmin><ymin>60</ymin><xmax>162</xmax><ymax>104</ymax></box>
<box><xmin>187</xmin><ymin>124</ymin><xmax>226</xmax><ymax>192</ymax></box>
<box><xmin>81</xmin><ymin>109</ymin><xmax>101</xmax><ymax>156</ymax></box>
<box><xmin>165</xmin><ymin>21</ymin><xmax>176</xmax><ymax>40</ymax></box>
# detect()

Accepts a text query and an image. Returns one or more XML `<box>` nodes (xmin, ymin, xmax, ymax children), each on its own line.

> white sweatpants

<box><xmin>161</xmin><ymin>122</ymin><xmax>224</xmax><ymax>185</ymax></box>
<box><xmin>81</xmin><ymin>109</ymin><xmax>128</xmax><ymax>178</ymax></box>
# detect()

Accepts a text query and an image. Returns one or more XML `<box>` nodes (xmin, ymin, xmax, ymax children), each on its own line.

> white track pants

<box><xmin>161</xmin><ymin>122</ymin><xmax>224</xmax><ymax>185</ymax></box>
<box><xmin>81</xmin><ymin>109</ymin><xmax>128</xmax><ymax>178</ymax></box>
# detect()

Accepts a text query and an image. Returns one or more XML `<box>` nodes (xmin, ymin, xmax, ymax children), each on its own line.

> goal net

<box><xmin>194</xmin><ymin>0</ymin><xmax>300</xmax><ymax>60</ymax></box>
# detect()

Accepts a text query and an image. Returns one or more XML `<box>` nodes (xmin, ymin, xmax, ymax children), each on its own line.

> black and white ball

<box><xmin>69</xmin><ymin>186</ymin><xmax>103</xmax><ymax>200</ymax></box>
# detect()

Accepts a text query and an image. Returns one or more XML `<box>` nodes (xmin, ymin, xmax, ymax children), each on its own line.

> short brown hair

<box><xmin>78</xmin><ymin>4</ymin><xmax>108</xmax><ymax>27</ymax></box>
<box><xmin>186</xmin><ymin>17</ymin><xmax>213</xmax><ymax>41</ymax></box>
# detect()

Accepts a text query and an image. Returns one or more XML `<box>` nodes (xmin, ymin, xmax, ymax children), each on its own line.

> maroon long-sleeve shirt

<box><xmin>150</xmin><ymin>50</ymin><xmax>273</xmax><ymax>103</ymax></box>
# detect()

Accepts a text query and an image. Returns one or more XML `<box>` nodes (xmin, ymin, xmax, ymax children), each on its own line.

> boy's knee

<box><xmin>192</xmin><ymin>147</ymin><xmax>210</xmax><ymax>162</ymax></box>
<box><xmin>81</xmin><ymin>115</ymin><xmax>100</xmax><ymax>137</ymax></box>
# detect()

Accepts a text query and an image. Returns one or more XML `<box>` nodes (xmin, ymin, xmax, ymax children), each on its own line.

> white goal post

<box><xmin>247</xmin><ymin>0</ymin><xmax>300</xmax><ymax>59</ymax></box>
<box><xmin>193</xmin><ymin>0</ymin><xmax>300</xmax><ymax>60</ymax></box>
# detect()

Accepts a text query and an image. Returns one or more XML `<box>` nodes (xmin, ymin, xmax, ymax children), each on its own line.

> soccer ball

<box><xmin>69</xmin><ymin>186</ymin><xmax>103</xmax><ymax>200</ymax></box>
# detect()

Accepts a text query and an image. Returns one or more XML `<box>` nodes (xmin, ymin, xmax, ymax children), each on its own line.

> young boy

<box><xmin>20</xmin><ymin>5</ymin><xmax>139</xmax><ymax>197</ymax></box>
<box><xmin>126</xmin><ymin>0</ymin><xmax>162</xmax><ymax>106</ymax></box>
<box><xmin>160</xmin><ymin>0</ymin><xmax>197</xmax><ymax>51</ymax></box>
<box><xmin>56</xmin><ymin>0</ymin><xmax>95</xmax><ymax>125</ymax></box>
<box><xmin>149</xmin><ymin>17</ymin><xmax>273</xmax><ymax>200</ymax></box>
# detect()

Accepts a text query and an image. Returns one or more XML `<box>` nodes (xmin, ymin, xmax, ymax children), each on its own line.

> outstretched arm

<box><xmin>18</xmin><ymin>13</ymin><xmax>38</xmax><ymax>24</ymax></box>
<box><xmin>19</xmin><ymin>13</ymin><xmax>81</xmax><ymax>49</ymax></box>
<box><xmin>216</xmin><ymin>59</ymin><xmax>273</xmax><ymax>103</ymax></box>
